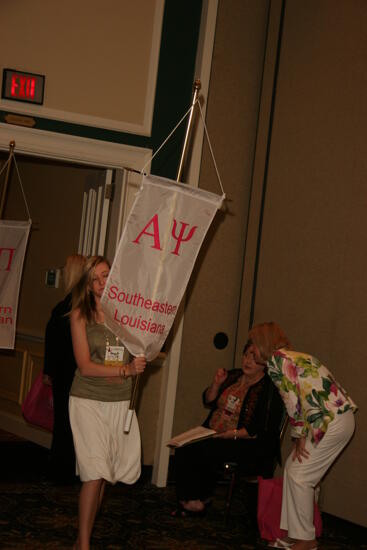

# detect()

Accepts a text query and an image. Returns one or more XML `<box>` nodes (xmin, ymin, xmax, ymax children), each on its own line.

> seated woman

<box><xmin>172</xmin><ymin>343</ymin><xmax>285</xmax><ymax>516</ymax></box>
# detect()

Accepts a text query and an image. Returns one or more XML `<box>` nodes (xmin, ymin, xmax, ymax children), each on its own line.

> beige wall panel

<box><xmin>251</xmin><ymin>1</ymin><xmax>366</xmax><ymax>526</ymax></box>
<box><xmin>0</xmin><ymin>0</ymin><xmax>163</xmax><ymax>133</ymax></box>
<box><xmin>172</xmin><ymin>0</ymin><xmax>270</xmax><ymax>436</ymax></box>
<box><xmin>235</xmin><ymin>0</ymin><xmax>284</xmax><ymax>362</ymax></box>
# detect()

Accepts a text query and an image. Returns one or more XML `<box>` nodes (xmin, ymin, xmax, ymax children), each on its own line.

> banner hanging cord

<box><xmin>140</xmin><ymin>103</ymin><xmax>195</xmax><ymax>175</ymax></box>
<box><xmin>140</xmin><ymin>99</ymin><xmax>226</xmax><ymax>197</ymax></box>
<box><xmin>197</xmin><ymin>100</ymin><xmax>225</xmax><ymax>197</ymax></box>
<box><xmin>0</xmin><ymin>157</ymin><xmax>11</xmax><ymax>179</ymax></box>
<box><xmin>12</xmin><ymin>155</ymin><xmax>32</xmax><ymax>221</ymax></box>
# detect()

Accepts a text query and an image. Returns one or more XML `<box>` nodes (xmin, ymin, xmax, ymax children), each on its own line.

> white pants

<box><xmin>281</xmin><ymin>410</ymin><xmax>355</xmax><ymax>540</ymax></box>
<box><xmin>69</xmin><ymin>397</ymin><xmax>141</xmax><ymax>485</ymax></box>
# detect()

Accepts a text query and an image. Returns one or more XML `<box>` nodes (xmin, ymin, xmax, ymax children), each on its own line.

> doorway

<box><xmin>0</xmin><ymin>150</ymin><xmax>127</xmax><ymax>446</ymax></box>
<box><xmin>0</xmin><ymin>152</ymin><xmax>109</xmax><ymax>340</ymax></box>
<box><xmin>0</xmin><ymin>125</ymin><xmax>151</xmax><ymax>444</ymax></box>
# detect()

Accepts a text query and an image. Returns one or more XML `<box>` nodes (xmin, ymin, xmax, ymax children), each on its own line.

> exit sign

<box><xmin>2</xmin><ymin>68</ymin><xmax>45</xmax><ymax>105</ymax></box>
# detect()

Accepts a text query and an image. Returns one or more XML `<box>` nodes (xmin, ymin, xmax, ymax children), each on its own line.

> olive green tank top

<box><xmin>70</xmin><ymin>322</ymin><xmax>132</xmax><ymax>402</ymax></box>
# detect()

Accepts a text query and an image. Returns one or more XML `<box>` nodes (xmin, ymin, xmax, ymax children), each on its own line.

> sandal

<box><xmin>170</xmin><ymin>502</ymin><xmax>206</xmax><ymax>518</ymax></box>
<box><xmin>268</xmin><ymin>538</ymin><xmax>296</xmax><ymax>548</ymax></box>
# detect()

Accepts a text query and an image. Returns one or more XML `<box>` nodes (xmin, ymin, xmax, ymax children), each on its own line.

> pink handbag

<box><xmin>21</xmin><ymin>372</ymin><xmax>54</xmax><ymax>432</ymax></box>
<box><xmin>257</xmin><ymin>476</ymin><xmax>322</xmax><ymax>541</ymax></box>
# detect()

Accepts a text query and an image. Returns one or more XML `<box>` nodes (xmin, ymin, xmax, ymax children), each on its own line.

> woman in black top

<box><xmin>172</xmin><ymin>343</ymin><xmax>285</xmax><ymax>515</ymax></box>
<box><xmin>43</xmin><ymin>254</ymin><xmax>86</xmax><ymax>483</ymax></box>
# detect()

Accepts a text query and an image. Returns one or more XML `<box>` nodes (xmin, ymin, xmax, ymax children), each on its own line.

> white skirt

<box><xmin>69</xmin><ymin>396</ymin><xmax>141</xmax><ymax>484</ymax></box>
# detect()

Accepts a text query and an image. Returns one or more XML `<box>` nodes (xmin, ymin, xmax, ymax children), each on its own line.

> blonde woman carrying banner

<box><xmin>69</xmin><ymin>255</ymin><xmax>146</xmax><ymax>550</ymax></box>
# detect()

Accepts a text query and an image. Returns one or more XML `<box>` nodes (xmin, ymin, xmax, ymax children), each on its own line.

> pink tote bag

<box><xmin>257</xmin><ymin>476</ymin><xmax>322</xmax><ymax>541</ymax></box>
<box><xmin>22</xmin><ymin>372</ymin><xmax>54</xmax><ymax>432</ymax></box>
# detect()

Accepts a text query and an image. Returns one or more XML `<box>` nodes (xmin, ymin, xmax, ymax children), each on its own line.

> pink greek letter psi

<box><xmin>132</xmin><ymin>215</ymin><xmax>198</xmax><ymax>256</ymax></box>
<box><xmin>171</xmin><ymin>220</ymin><xmax>197</xmax><ymax>256</ymax></box>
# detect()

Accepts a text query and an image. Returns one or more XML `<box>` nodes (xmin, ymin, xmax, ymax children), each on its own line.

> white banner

<box><xmin>101</xmin><ymin>175</ymin><xmax>224</xmax><ymax>361</ymax></box>
<box><xmin>0</xmin><ymin>220</ymin><xmax>31</xmax><ymax>349</ymax></box>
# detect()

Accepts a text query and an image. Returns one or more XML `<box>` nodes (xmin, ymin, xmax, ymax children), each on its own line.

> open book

<box><xmin>167</xmin><ymin>425</ymin><xmax>216</xmax><ymax>448</ymax></box>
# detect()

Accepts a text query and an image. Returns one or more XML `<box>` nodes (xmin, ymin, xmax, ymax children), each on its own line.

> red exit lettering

<box><xmin>11</xmin><ymin>74</ymin><xmax>36</xmax><ymax>99</ymax></box>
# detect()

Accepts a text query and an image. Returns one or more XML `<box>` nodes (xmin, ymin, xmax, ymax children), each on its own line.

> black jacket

<box><xmin>43</xmin><ymin>293</ymin><xmax>77</xmax><ymax>390</ymax></box>
<box><xmin>202</xmin><ymin>370</ymin><xmax>285</xmax><ymax>464</ymax></box>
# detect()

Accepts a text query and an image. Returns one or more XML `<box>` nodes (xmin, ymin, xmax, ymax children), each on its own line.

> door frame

<box><xmin>0</xmin><ymin>123</ymin><xmax>152</xmax><ymax>170</ymax></box>
<box><xmin>0</xmin><ymin>123</ymin><xmax>152</xmax><ymax>447</ymax></box>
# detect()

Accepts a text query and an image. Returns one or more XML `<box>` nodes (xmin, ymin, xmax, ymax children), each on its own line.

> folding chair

<box><xmin>223</xmin><ymin>413</ymin><xmax>289</xmax><ymax>524</ymax></box>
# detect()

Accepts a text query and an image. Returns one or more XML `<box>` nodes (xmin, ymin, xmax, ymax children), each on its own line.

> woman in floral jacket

<box><xmin>248</xmin><ymin>322</ymin><xmax>357</xmax><ymax>550</ymax></box>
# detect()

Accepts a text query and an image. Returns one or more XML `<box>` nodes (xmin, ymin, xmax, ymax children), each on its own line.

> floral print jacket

<box><xmin>267</xmin><ymin>349</ymin><xmax>357</xmax><ymax>445</ymax></box>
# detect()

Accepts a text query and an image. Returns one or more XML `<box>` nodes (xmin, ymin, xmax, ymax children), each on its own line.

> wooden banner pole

<box><xmin>176</xmin><ymin>79</ymin><xmax>201</xmax><ymax>183</ymax></box>
<box><xmin>0</xmin><ymin>141</ymin><xmax>15</xmax><ymax>219</ymax></box>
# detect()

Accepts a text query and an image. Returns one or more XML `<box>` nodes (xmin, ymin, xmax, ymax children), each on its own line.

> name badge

<box><xmin>105</xmin><ymin>345</ymin><xmax>125</xmax><ymax>366</ymax></box>
<box><xmin>225</xmin><ymin>394</ymin><xmax>240</xmax><ymax>415</ymax></box>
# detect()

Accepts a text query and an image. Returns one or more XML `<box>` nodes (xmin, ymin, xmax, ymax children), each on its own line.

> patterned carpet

<box><xmin>0</xmin><ymin>433</ymin><xmax>366</xmax><ymax>549</ymax></box>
